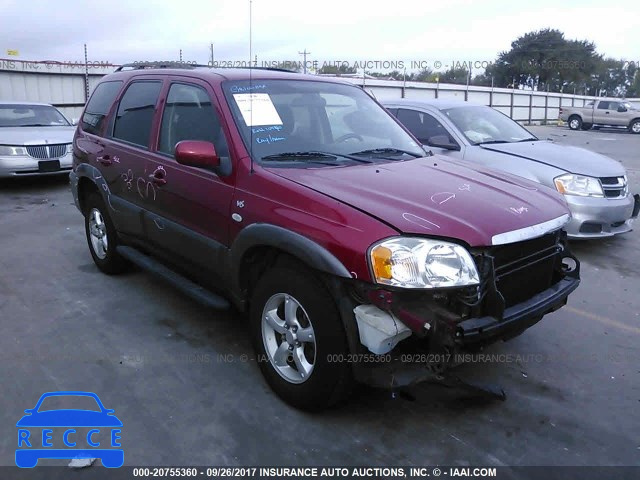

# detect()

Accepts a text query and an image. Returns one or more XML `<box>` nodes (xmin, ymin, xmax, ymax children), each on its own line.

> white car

<box><xmin>0</xmin><ymin>101</ymin><xmax>75</xmax><ymax>177</ymax></box>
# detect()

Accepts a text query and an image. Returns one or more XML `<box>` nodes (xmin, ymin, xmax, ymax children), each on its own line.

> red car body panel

<box><xmin>267</xmin><ymin>157</ymin><xmax>569</xmax><ymax>247</ymax></box>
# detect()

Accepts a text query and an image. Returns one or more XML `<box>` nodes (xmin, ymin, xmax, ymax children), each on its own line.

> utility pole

<box><xmin>210</xmin><ymin>43</ymin><xmax>214</xmax><ymax>66</ymax></box>
<box><xmin>83</xmin><ymin>43</ymin><xmax>89</xmax><ymax>102</ymax></box>
<box><xmin>179</xmin><ymin>49</ymin><xmax>183</xmax><ymax>62</ymax></box>
<box><xmin>298</xmin><ymin>49</ymin><xmax>311</xmax><ymax>74</ymax></box>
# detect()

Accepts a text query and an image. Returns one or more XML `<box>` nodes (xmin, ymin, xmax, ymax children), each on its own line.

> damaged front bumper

<box><xmin>347</xmin><ymin>231</ymin><xmax>581</xmax><ymax>389</ymax></box>
<box><xmin>456</xmin><ymin>275</ymin><xmax>578</xmax><ymax>344</ymax></box>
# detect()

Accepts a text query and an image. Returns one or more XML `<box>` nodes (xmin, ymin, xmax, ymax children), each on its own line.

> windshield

<box><xmin>0</xmin><ymin>104</ymin><xmax>71</xmax><ymax>127</ymax></box>
<box><xmin>443</xmin><ymin>106</ymin><xmax>536</xmax><ymax>145</ymax></box>
<box><xmin>222</xmin><ymin>80</ymin><xmax>425</xmax><ymax>165</ymax></box>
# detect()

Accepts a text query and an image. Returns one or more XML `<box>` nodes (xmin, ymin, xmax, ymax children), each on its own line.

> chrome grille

<box><xmin>600</xmin><ymin>176</ymin><xmax>627</xmax><ymax>198</ymax></box>
<box><xmin>26</xmin><ymin>144</ymin><xmax>68</xmax><ymax>159</ymax></box>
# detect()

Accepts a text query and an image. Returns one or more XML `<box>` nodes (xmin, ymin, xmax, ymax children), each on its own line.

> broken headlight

<box><xmin>369</xmin><ymin>237</ymin><xmax>479</xmax><ymax>289</ymax></box>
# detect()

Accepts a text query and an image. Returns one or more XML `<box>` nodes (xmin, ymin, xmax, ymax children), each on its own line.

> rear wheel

<box><xmin>250</xmin><ymin>265</ymin><xmax>353</xmax><ymax>410</ymax></box>
<box><xmin>84</xmin><ymin>193</ymin><xmax>129</xmax><ymax>274</ymax></box>
<box><xmin>568</xmin><ymin>116</ymin><xmax>582</xmax><ymax>130</ymax></box>
<box><xmin>629</xmin><ymin>119</ymin><xmax>640</xmax><ymax>134</ymax></box>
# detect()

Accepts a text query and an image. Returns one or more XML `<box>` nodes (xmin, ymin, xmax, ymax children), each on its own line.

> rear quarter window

<box><xmin>81</xmin><ymin>81</ymin><xmax>123</xmax><ymax>136</ymax></box>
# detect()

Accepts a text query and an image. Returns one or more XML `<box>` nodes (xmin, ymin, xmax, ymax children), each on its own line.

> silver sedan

<box><xmin>0</xmin><ymin>102</ymin><xmax>75</xmax><ymax>177</ymax></box>
<box><xmin>383</xmin><ymin>99</ymin><xmax>640</xmax><ymax>239</ymax></box>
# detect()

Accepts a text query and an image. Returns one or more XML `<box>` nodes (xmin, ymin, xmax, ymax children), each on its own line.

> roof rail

<box><xmin>113</xmin><ymin>63</ymin><xmax>303</xmax><ymax>74</ymax></box>
<box><xmin>114</xmin><ymin>62</ymin><xmax>208</xmax><ymax>72</ymax></box>
<box><xmin>231</xmin><ymin>67</ymin><xmax>300</xmax><ymax>73</ymax></box>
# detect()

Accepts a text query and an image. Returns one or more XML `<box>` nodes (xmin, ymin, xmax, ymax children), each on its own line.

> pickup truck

<box><xmin>559</xmin><ymin>99</ymin><xmax>640</xmax><ymax>133</ymax></box>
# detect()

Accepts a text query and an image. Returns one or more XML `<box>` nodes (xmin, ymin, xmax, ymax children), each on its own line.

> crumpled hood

<box><xmin>268</xmin><ymin>156</ymin><xmax>570</xmax><ymax>247</ymax></box>
<box><xmin>480</xmin><ymin>140</ymin><xmax>626</xmax><ymax>177</ymax></box>
<box><xmin>0</xmin><ymin>126</ymin><xmax>75</xmax><ymax>145</ymax></box>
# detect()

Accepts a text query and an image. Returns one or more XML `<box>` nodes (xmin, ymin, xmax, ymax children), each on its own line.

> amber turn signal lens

<box><xmin>371</xmin><ymin>246</ymin><xmax>393</xmax><ymax>280</ymax></box>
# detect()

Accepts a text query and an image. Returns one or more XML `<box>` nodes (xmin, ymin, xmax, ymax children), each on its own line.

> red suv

<box><xmin>70</xmin><ymin>64</ymin><xmax>580</xmax><ymax>410</ymax></box>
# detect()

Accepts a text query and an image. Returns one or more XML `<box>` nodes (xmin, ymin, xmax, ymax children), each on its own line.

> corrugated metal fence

<box><xmin>344</xmin><ymin>78</ymin><xmax>635</xmax><ymax>124</ymax></box>
<box><xmin>0</xmin><ymin>59</ymin><xmax>114</xmax><ymax>120</ymax></box>
<box><xmin>1</xmin><ymin>60</ymin><xmax>638</xmax><ymax>123</ymax></box>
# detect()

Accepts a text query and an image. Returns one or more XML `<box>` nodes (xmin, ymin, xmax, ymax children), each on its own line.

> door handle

<box><xmin>605</xmin><ymin>111</ymin><xmax>610</xmax><ymax>114</ymax></box>
<box><xmin>97</xmin><ymin>155</ymin><xmax>112</xmax><ymax>166</ymax></box>
<box><xmin>149</xmin><ymin>173</ymin><xmax>167</xmax><ymax>186</ymax></box>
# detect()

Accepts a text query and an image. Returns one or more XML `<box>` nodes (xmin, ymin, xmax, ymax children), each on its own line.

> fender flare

<box><xmin>71</xmin><ymin>163</ymin><xmax>112</xmax><ymax>213</ymax></box>
<box><xmin>229</xmin><ymin>223</ymin><xmax>352</xmax><ymax>296</ymax></box>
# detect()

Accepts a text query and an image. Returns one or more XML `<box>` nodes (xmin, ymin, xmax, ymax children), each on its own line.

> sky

<box><xmin>1</xmin><ymin>0</ymin><xmax>639</xmax><ymax>72</ymax></box>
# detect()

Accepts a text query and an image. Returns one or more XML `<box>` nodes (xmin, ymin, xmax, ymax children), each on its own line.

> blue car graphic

<box><xmin>16</xmin><ymin>391</ymin><xmax>123</xmax><ymax>468</ymax></box>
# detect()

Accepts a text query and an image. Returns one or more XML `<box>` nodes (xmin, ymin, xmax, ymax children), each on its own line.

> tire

<box><xmin>629</xmin><ymin>119</ymin><xmax>640</xmax><ymax>134</ymax></box>
<box><xmin>568</xmin><ymin>116</ymin><xmax>582</xmax><ymax>130</ymax></box>
<box><xmin>581</xmin><ymin>123</ymin><xmax>592</xmax><ymax>130</ymax></box>
<box><xmin>84</xmin><ymin>192</ymin><xmax>129</xmax><ymax>274</ymax></box>
<box><xmin>250</xmin><ymin>265</ymin><xmax>353</xmax><ymax>411</ymax></box>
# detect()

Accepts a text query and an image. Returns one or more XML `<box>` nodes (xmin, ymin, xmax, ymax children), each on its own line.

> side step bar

<box><xmin>116</xmin><ymin>246</ymin><xmax>230</xmax><ymax>310</ymax></box>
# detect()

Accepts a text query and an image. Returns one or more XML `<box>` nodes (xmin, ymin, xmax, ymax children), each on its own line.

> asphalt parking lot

<box><xmin>1</xmin><ymin>125</ymin><xmax>639</xmax><ymax>470</ymax></box>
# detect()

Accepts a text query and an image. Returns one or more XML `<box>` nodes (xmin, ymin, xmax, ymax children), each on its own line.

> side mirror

<box><xmin>175</xmin><ymin>140</ymin><xmax>220</xmax><ymax>168</ymax></box>
<box><xmin>617</xmin><ymin>106</ymin><xmax>627</xmax><ymax>112</ymax></box>
<box><xmin>71</xmin><ymin>118</ymin><xmax>79</xmax><ymax>126</ymax></box>
<box><xmin>427</xmin><ymin>135</ymin><xmax>460</xmax><ymax>151</ymax></box>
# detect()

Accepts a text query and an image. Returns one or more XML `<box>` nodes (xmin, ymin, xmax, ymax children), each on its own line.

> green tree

<box><xmin>471</xmin><ymin>73</ymin><xmax>493</xmax><ymax>87</ymax></box>
<box><xmin>438</xmin><ymin>66</ymin><xmax>470</xmax><ymax>85</ymax></box>
<box><xmin>318</xmin><ymin>63</ymin><xmax>357</xmax><ymax>75</ymax></box>
<box><xmin>490</xmin><ymin>28</ymin><xmax>601</xmax><ymax>91</ymax></box>
<box><xmin>587</xmin><ymin>58</ymin><xmax>638</xmax><ymax>97</ymax></box>
<box><xmin>627</xmin><ymin>69</ymin><xmax>640</xmax><ymax>97</ymax></box>
<box><xmin>413</xmin><ymin>68</ymin><xmax>437</xmax><ymax>82</ymax></box>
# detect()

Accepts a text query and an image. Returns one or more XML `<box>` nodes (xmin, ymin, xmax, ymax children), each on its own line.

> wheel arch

<box><xmin>628</xmin><ymin>117</ymin><xmax>640</xmax><ymax>132</ymax></box>
<box><xmin>229</xmin><ymin>223</ymin><xmax>352</xmax><ymax>306</ymax></box>
<box><xmin>73</xmin><ymin>163</ymin><xmax>110</xmax><ymax>215</ymax></box>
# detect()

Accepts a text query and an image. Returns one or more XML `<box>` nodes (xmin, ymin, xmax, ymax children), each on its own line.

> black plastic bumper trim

<box><xmin>457</xmin><ymin>276</ymin><xmax>580</xmax><ymax>343</ymax></box>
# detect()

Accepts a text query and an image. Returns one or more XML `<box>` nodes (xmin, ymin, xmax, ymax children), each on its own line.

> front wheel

<box><xmin>629</xmin><ymin>120</ymin><xmax>640</xmax><ymax>134</ymax></box>
<box><xmin>250</xmin><ymin>265</ymin><xmax>353</xmax><ymax>410</ymax></box>
<box><xmin>568</xmin><ymin>116</ymin><xmax>582</xmax><ymax>130</ymax></box>
<box><xmin>84</xmin><ymin>193</ymin><xmax>129</xmax><ymax>274</ymax></box>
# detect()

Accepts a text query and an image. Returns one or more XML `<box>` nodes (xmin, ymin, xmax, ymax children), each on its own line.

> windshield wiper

<box><xmin>20</xmin><ymin>123</ymin><xmax>52</xmax><ymax>127</ymax></box>
<box><xmin>349</xmin><ymin>147</ymin><xmax>424</xmax><ymax>158</ymax></box>
<box><xmin>476</xmin><ymin>140</ymin><xmax>510</xmax><ymax>145</ymax></box>
<box><xmin>516</xmin><ymin>137</ymin><xmax>539</xmax><ymax>142</ymax></box>
<box><xmin>261</xmin><ymin>151</ymin><xmax>373</xmax><ymax>164</ymax></box>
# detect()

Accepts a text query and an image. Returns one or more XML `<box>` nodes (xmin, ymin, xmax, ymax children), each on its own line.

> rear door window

<box><xmin>81</xmin><ymin>81</ymin><xmax>123</xmax><ymax>135</ymax></box>
<box><xmin>112</xmin><ymin>81</ymin><xmax>162</xmax><ymax>148</ymax></box>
